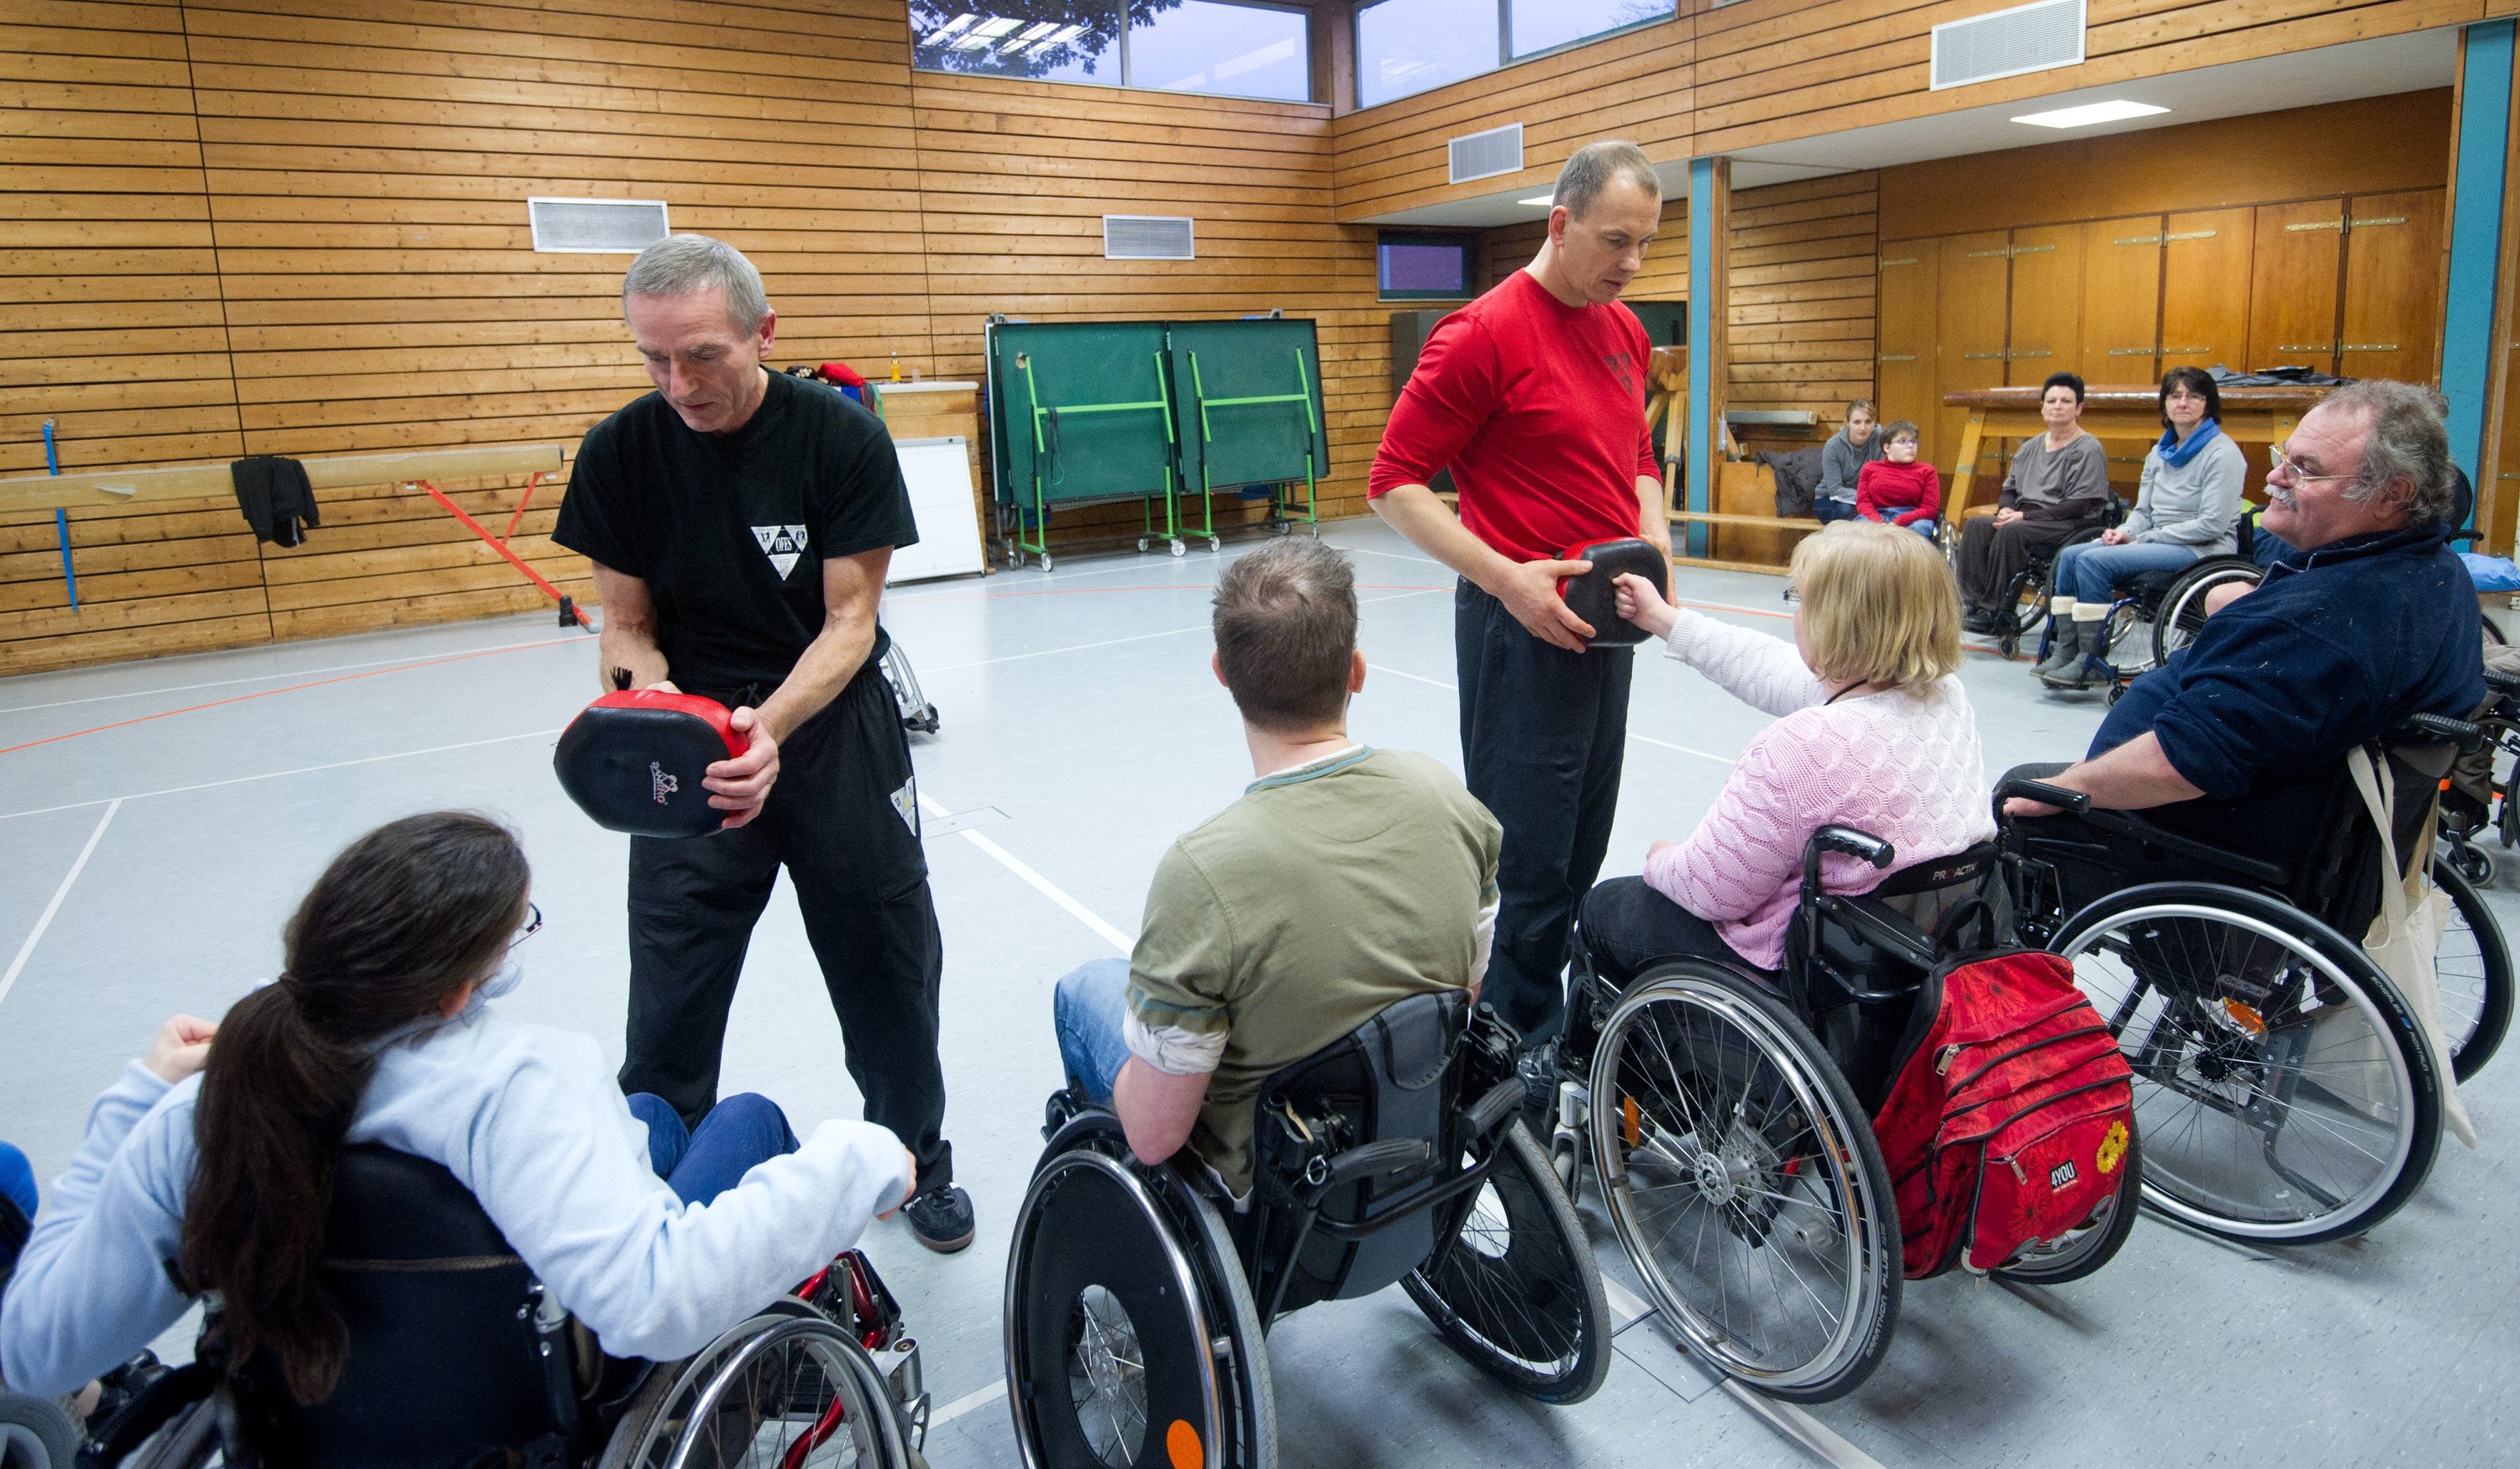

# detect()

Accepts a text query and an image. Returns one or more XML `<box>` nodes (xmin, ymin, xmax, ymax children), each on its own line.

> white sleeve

<box><xmin>1662</xmin><ymin>606</ymin><xmax>1826</xmax><ymax>717</ymax></box>
<box><xmin>456</xmin><ymin>1056</ymin><xmax>912</xmax><ymax>1363</ymax></box>
<box><xmin>1</xmin><ymin>1064</ymin><xmax>197</xmax><ymax>1397</ymax></box>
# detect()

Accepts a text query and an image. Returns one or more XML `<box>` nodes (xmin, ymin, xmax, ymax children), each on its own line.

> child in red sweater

<box><xmin>1856</xmin><ymin>421</ymin><xmax>1940</xmax><ymax>540</ymax></box>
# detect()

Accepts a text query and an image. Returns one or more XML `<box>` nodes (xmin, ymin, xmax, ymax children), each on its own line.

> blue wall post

<box><xmin>2444</xmin><ymin>18</ymin><xmax>2514</xmax><ymax>522</ymax></box>
<box><xmin>42</xmin><ymin>418</ymin><xmax>76</xmax><ymax>610</ymax></box>
<box><xmin>1685</xmin><ymin>156</ymin><xmax>1716</xmax><ymax>559</ymax></box>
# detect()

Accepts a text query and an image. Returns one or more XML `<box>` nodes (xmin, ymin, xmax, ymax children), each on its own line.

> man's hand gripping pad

<box><xmin>553</xmin><ymin>690</ymin><xmax>752</xmax><ymax>838</ymax></box>
<box><xmin>1557</xmin><ymin>537</ymin><xmax>1671</xmax><ymax>648</ymax></box>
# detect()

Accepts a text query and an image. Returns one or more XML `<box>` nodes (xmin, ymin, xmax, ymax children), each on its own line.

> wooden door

<box><xmin>2078</xmin><ymin>216</ymin><xmax>2161</xmax><ymax>388</ymax></box>
<box><xmin>1874</xmin><ymin>244</ymin><xmax>1937</xmax><ymax>464</ymax></box>
<box><xmin>2494</xmin><ymin>339</ymin><xmax>2520</xmax><ymax>552</ymax></box>
<box><xmin>1934</xmin><ymin>231</ymin><xmax>2012</xmax><ymax>478</ymax></box>
<box><xmin>2247</xmin><ymin>198</ymin><xmax>2344</xmax><ymax>375</ymax></box>
<box><xmin>2159</xmin><ymin>207</ymin><xmax>2255</xmax><ymax>374</ymax></box>
<box><xmin>2339</xmin><ymin>189</ymin><xmax>2446</xmax><ymax>386</ymax></box>
<box><xmin>2006</xmin><ymin>224</ymin><xmax>2083</xmax><ymax>386</ymax></box>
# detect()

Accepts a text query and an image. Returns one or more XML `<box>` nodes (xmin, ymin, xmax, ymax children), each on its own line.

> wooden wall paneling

<box><xmin>2247</xmin><ymin>197</ymin><xmax>2346</xmax><ymax>374</ymax></box>
<box><xmin>1872</xmin><ymin>244</ymin><xmax>1936</xmax><ymax>445</ymax></box>
<box><xmin>1725</xmin><ymin>172</ymin><xmax>1879</xmax><ymax>455</ymax></box>
<box><xmin>2339</xmin><ymin>189</ymin><xmax>2449</xmax><ymax>385</ymax></box>
<box><xmin>2158</xmin><ymin>207</ymin><xmax>2255</xmax><ymax>373</ymax></box>
<box><xmin>1932</xmin><ymin>232</ymin><xmax>2010</xmax><ymax>478</ymax></box>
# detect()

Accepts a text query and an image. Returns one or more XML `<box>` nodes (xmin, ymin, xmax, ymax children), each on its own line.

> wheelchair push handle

<box><xmin>2388</xmin><ymin>711</ymin><xmax>2486</xmax><ymax>753</ymax></box>
<box><xmin>1992</xmin><ymin>776</ymin><xmax>2092</xmax><ymax>817</ymax></box>
<box><xmin>1802</xmin><ymin>825</ymin><xmax>1895</xmax><ymax>888</ymax></box>
<box><xmin>1310</xmin><ymin>1137</ymin><xmax>1434</xmax><ymax>1189</ymax></box>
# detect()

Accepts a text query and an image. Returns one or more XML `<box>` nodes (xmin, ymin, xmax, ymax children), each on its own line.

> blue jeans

<box><xmin>1860</xmin><ymin>511</ymin><xmax>1937</xmax><ymax>540</ymax></box>
<box><xmin>2053</xmin><ymin>540</ymin><xmax>2202</xmax><ymax>606</ymax></box>
<box><xmin>627</xmin><ymin>1092</ymin><xmax>799</xmax><ymax>1206</ymax></box>
<box><xmin>1814</xmin><ymin>496</ymin><xmax>1859</xmax><ymax>524</ymax></box>
<box><xmin>1053</xmin><ymin>958</ymin><xmax>1133</xmax><ymax>1105</ymax></box>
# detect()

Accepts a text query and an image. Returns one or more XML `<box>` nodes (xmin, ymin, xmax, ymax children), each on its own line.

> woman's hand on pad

<box><xmin>1611</xmin><ymin>573</ymin><xmax>1678</xmax><ymax>640</ymax></box>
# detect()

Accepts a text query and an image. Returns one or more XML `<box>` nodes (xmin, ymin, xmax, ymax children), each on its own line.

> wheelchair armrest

<box><xmin>1319</xmin><ymin>1137</ymin><xmax>1434</xmax><ymax>1189</ymax></box>
<box><xmin>1993</xmin><ymin>777</ymin><xmax>2092</xmax><ymax>818</ymax></box>
<box><xmin>2389</xmin><ymin>712</ymin><xmax>2484</xmax><ymax>754</ymax></box>
<box><xmin>1464</xmin><ymin>1075</ymin><xmax>1525</xmax><ymax>1139</ymax></box>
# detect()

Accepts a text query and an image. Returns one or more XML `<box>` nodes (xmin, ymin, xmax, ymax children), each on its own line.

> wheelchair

<box><xmin>1537</xmin><ymin>827</ymin><xmax>2139</xmax><ymax>1403</ymax></box>
<box><xmin>1002</xmin><ymin>991</ymin><xmax>1609</xmax><ymax>1468</ymax></box>
<box><xmin>1982</xmin><ymin>499</ymin><xmax>2122</xmax><ymax>660</ymax></box>
<box><xmin>1998</xmin><ymin>716</ymin><xmax>2489</xmax><ymax>1246</ymax></box>
<box><xmin>81</xmin><ymin>1146</ymin><xmax>929</xmax><ymax>1469</ymax></box>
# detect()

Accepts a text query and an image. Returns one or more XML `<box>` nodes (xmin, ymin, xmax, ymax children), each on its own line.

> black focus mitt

<box><xmin>553</xmin><ymin>690</ymin><xmax>750</xmax><ymax>838</ymax></box>
<box><xmin>1557</xmin><ymin>537</ymin><xmax>1670</xmax><ymax>648</ymax></box>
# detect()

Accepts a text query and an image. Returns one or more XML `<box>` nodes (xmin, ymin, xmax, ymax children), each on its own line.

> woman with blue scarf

<box><xmin>2033</xmin><ymin>366</ymin><xmax>2247</xmax><ymax>689</ymax></box>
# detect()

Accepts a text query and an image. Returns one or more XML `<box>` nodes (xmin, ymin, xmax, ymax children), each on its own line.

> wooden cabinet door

<box><xmin>2006</xmin><ymin>223</ymin><xmax>2083</xmax><ymax>386</ymax></box>
<box><xmin>2493</xmin><ymin>338</ymin><xmax>2520</xmax><ymax>552</ymax></box>
<box><xmin>2079</xmin><ymin>215</ymin><xmax>2161</xmax><ymax>389</ymax></box>
<box><xmin>1874</xmin><ymin>244</ymin><xmax>1937</xmax><ymax>461</ymax></box>
<box><xmin>2247</xmin><ymin>198</ymin><xmax>2344</xmax><ymax>375</ymax></box>
<box><xmin>2159</xmin><ymin>207</ymin><xmax>2254</xmax><ymax>374</ymax></box>
<box><xmin>2339</xmin><ymin>189</ymin><xmax>2445</xmax><ymax>386</ymax></box>
<box><xmin>1935</xmin><ymin>231</ymin><xmax>2011</xmax><ymax>476</ymax></box>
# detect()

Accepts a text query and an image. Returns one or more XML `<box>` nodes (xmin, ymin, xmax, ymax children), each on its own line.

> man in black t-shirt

<box><xmin>554</xmin><ymin>234</ymin><xmax>971</xmax><ymax>1252</ymax></box>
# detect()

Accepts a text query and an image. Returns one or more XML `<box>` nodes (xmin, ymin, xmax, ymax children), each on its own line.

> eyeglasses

<box><xmin>1781</xmin><ymin>586</ymin><xmax>1802</xmax><ymax>604</ymax></box>
<box><xmin>510</xmin><ymin>902</ymin><xmax>543</xmax><ymax>951</ymax></box>
<box><xmin>2268</xmin><ymin>443</ymin><xmax>2360</xmax><ymax>485</ymax></box>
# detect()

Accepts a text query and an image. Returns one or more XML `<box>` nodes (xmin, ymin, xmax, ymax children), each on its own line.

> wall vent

<box><xmin>1447</xmin><ymin>123</ymin><xmax>1524</xmax><ymax>185</ymax></box>
<box><xmin>1103</xmin><ymin>215</ymin><xmax>1195</xmax><ymax>260</ymax></box>
<box><xmin>1930</xmin><ymin>0</ymin><xmax>2084</xmax><ymax>91</ymax></box>
<box><xmin>528</xmin><ymin>197</ymin><xmax>669</xmax><ymax>253</ymax></box>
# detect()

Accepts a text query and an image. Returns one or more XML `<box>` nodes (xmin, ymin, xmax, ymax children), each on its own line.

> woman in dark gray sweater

<box><xmin>1813</xmin><ymin>399</ymin><xmax>1884</xmax><ymax>523</ymax></box>
<box><xmin>1956</xmin><ymin>372</ymin><xmax>2111</xmax><ymax>632</ymax></box>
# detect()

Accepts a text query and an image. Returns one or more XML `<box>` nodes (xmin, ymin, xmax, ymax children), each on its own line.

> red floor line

<box><xmin>0</xmin><ymin>637</ymin><xmax>579</xmax><ymax>757</ymax></box>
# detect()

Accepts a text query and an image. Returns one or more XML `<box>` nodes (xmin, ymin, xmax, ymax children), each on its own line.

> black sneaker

<box><xmin>903</xmin><ymin>1183</ymin><xmax>974</xmax><ymax>1254</ymax></box>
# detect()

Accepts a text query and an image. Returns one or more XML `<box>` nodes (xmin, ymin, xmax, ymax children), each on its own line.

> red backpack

<box><xmin>1869</xmin><ymin>948</ymin><xmax>2136</xmax><ymax>1278</ymax></box>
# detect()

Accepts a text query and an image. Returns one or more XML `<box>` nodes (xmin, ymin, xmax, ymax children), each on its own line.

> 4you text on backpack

<box><xmin>1870</xmin><ymin>949</ymin><xmax>2136</xmax><ymax>1278</ymax></box>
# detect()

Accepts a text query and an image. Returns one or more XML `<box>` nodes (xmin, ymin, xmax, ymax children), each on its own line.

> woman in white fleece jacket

<box><xmin>0</xmin><ymin>811</ymin><xmax>912</xmax><ymax>1403</ymax></box>
<box><xmin>1578</xmin><ymin>521</ymin><xmax>1994</xmax><ymax>985</ymax></box>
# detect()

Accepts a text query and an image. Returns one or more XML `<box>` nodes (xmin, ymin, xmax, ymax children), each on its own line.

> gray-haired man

<box><xmin>553</xmin><ymin>234</ymin><xmax>973</xmax><ymax>1252</ymax></box>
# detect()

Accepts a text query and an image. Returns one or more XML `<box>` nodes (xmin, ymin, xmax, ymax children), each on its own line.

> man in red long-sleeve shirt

<box><xmin>1368</xmin><ymin>139</ymin><xmax>1669</xmax><ymax>1048</ymax></box>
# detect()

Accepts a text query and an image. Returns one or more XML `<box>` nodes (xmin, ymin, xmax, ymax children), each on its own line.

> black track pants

<box><xmin>1456</xmin><ymin>579</ymin><xmax>1634</xmax><ymax>1044</ymax></box>
<box><xmin>622</xmin><ymin>661</ymin><xmax>952</xmax><ymax>1189</ymax></box>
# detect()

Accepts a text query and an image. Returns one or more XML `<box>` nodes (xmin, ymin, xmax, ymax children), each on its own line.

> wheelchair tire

<box><xmin>2149</xmin><ymin>557</ymin><xmax>2260</xmax><ymax>668</ymax></box>
<box><xmin>1585</xmin><ymin>959</ymin><xmax>1900</xmax><ymax>1403</ymax></box>
<box><xmin>1005</xmin><ymin>1144</ymin><xmax>1274</xmax><ymax>1469</ymax></box>
<box><xmin>1400</xmin><ymin>1120</ymin><xmax>1610</xmax><ymax>1405</ymax></box>
<box><xmin>2050</xmin><ymin>882</ymin><xmax>2443</xmax><ymax>1245</ymax></box>
<box><xmin>2433</xmin><ymin>856</ymin><xmax>2514</xmax><ymax>1082</ymax></box>
<box><xmin>1992</xmin><ymin>1118</ymin><xmax>2143</xmax><ymax>1285</ymax></box>
<box><xmin>598</xmin><ymin>1309</ymin><xmax>911</xmax><ymax>1469</ymax></box>
<box><xmin>111</xmin><ymin>1398</ymin><xmax>222</xmax><ymax>1469</ymax></box>
<box><xmin>0</xmin><ymin>1393</ymin><xmax>76</xmax><ymax>1469</ymax></box>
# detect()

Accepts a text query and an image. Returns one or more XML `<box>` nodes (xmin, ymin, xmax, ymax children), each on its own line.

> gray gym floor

<box><xmin>3</xmin><ymin>516</ymin><xmax>2512</xmax><ymax>1467</ymax></box>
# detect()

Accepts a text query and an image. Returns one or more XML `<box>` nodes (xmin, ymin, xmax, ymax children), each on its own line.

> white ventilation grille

<box><xmin>1931</xmin><ymin>0</ymin><xmax>2085</xmax><ymax>91</ymax></box>
<box><xmin>528</xmin><ymin>197</ymin><xmax>669</xmax><ymax>253</ymax></box>
<box><xmin>1103</xmin><ymin>215</ymin><xmax>1195</xmax><ymax>260</ymax></box>
<box><xmin>1447</xmin><ymin>123</ymin><xmax>1524</xmax><ymax>185</ymax></box>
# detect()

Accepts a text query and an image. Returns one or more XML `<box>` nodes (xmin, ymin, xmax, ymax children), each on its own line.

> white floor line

<box><xmin>1599</xmin><ymin>1278</ymin><xmax>1883</xmax><ymax>1469</ymax></box>
<box><xmin>929</xmin><ymin>590</ymin><xmax>1440</xmax><ymax>675</ymax></box>
<box><xmin>1341</xmin><ymin>543</ymin><xmax>1446</xmax><ymax>568</ymax></box>
<box><xmin>0</xmin><ymin>728</ymin><xmax>563</xmax><ymax>823</ymax></box>
<box><xmin>0</xmin><ymin>634</ymin><xmax>580</xmax><ymax>717</ymax></box>
<box><xmin>1364</xmin><ymin>664</ymin><xmax>1738</xmax><ymax>767</ymax></box>
<box><xmin>0</xmin><ymin>798</ymin><xmax>121</xmax><ymax>1011</ymax></box>
<box><xmin>926</xmin><ymin>1377</ymin><xmax>1010</xmax><ymax>1430</ymax></box>
<box><xmin>918</xmin><ymin>791</ymin><xmax>1136</xmax><ymax>954</ymax></box>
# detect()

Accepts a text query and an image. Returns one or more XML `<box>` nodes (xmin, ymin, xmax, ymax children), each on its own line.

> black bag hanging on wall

<box><xmin>230</xmin><ymin>456</ymin><xmax>322</xmax><ymax>548</ymax></box>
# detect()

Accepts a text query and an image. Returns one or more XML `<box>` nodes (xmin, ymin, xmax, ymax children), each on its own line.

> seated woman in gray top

<box><xmin>1955</xmin><ymin>372</ymin><xmax>2110</xmax><ymax>632</ymax></box>
<box><xmin>2034</xmin><ymin>365</ymin><xmax>2248</xmax><ymax>690</ymax></box>
<box><xmin>1812</xmin><ymin>399</ymin><xmax>1884</xmax><ymax>523</ymax></box>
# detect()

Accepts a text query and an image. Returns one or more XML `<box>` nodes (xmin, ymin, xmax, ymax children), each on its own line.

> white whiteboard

<box><xmin>888</xmin><ymin>437</ymin><xmax>986</xmax><ymax>583</ymax></box>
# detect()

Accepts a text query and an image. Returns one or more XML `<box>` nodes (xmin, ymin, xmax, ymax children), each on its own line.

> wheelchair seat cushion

<box><xmin>553</xmin><ymin>688</ymin><xmax>748</xmax><ymax>838</ymax></box>
<box><xmin>1557</xmin><ymin>538</ymin><xmax>1670</xmax><ymax>648</ymax></box>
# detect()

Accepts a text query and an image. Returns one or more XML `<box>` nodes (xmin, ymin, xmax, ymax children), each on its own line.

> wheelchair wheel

<box><xmin>2149</xmin><ymin>557</ymin><xmax>2260</xmax><ymax>667</ymax></box>
<box><xmin>1005</xmin><ymin>1141</ymin><xmax>1274</xmax><ymax>1469</ymax></box>
<box><xmin>599</xmin><ymin>1310</ymin><xmax>910</xmax><ymax>1469</ymax></box>
<box><xmin>1586</xmin><ymin>959</ymin><xmax>1900</xmax><ymax>1402</ymax></box>
<box><xmin>2433</xmin><ymin>856</ymin><xmax>2513</xmax><ymax>1081</ymax></box>
<box><xmin>1992</xmin><ymin>1119</ymin><xmax>2143</xmax><ymax>1285</ymax></box>
<box><xmin>0</xmin><ymin>1393</ymin><xmax>76</xmax><ymax>1469</ymax></box>
<box><xmin>1400</xmin><ymin>1120</ymin><xmax>1610</xmax><ymax>1405</ymax></box>
<box><xmin>2051</xmin><ymin>883</ymin><xmax>2442</xmax><ymax>1245</ymax></box>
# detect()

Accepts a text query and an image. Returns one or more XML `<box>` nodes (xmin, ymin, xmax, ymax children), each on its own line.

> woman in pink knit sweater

<box><xmin>1578</xmin><ymin>521</ymin><xmax>1993</xmax><ymax>986</ymax></box>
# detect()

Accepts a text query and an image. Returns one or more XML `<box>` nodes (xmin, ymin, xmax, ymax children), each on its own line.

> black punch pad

<box><xmin>552</xmin><ymin>690</ymin><xmax>746</xmax><ymax>839</ymax></box>
<box><xmin>1557</xmin><ymin>537</ymin><xmax>1671</xmax><ymax>648</ymax></box>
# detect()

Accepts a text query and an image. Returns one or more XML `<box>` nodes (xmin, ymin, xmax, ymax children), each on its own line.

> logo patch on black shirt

<box><xmin>751</xmin><ymin>523</ymin><xmax>809</xmax><ymax>579</ymax></box>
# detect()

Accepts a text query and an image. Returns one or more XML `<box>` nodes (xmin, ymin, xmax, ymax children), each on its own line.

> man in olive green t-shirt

<box><xmin>1051</xmin><ymin>538</ymin><xmax>1502</xmax><ymax>1194</ymax></box>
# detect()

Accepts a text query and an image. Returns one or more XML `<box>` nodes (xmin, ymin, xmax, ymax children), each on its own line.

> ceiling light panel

<box><xmin>2011</xmin><ymin>99</ymin><xmax>2171</xmax><ymax>129</ymax></box>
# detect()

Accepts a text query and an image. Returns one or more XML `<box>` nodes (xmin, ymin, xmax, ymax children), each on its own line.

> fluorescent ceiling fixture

<box><xmin>929</xmin><ymin>13</ymin><xmax>976</xmax><ymax>39</ymax></box>
<box><xmin>971</xmin><ymin>16</ymin><xmax>1021</xmax><ymax>38</ymax></box>
<box><xmin>2010</xmin><ymin>99</ymin><xmax>2169</xmax><ymax>129</ymax></box>
<box><xmin>1012</xmin><ymin>20</ymin><xmax>1054</xmax><ymax>40</ymax></box>
<box><xmin>1520</xmin><ymin>193</ymin><xmax>1554</xmax><ymax>206</ymax></box>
